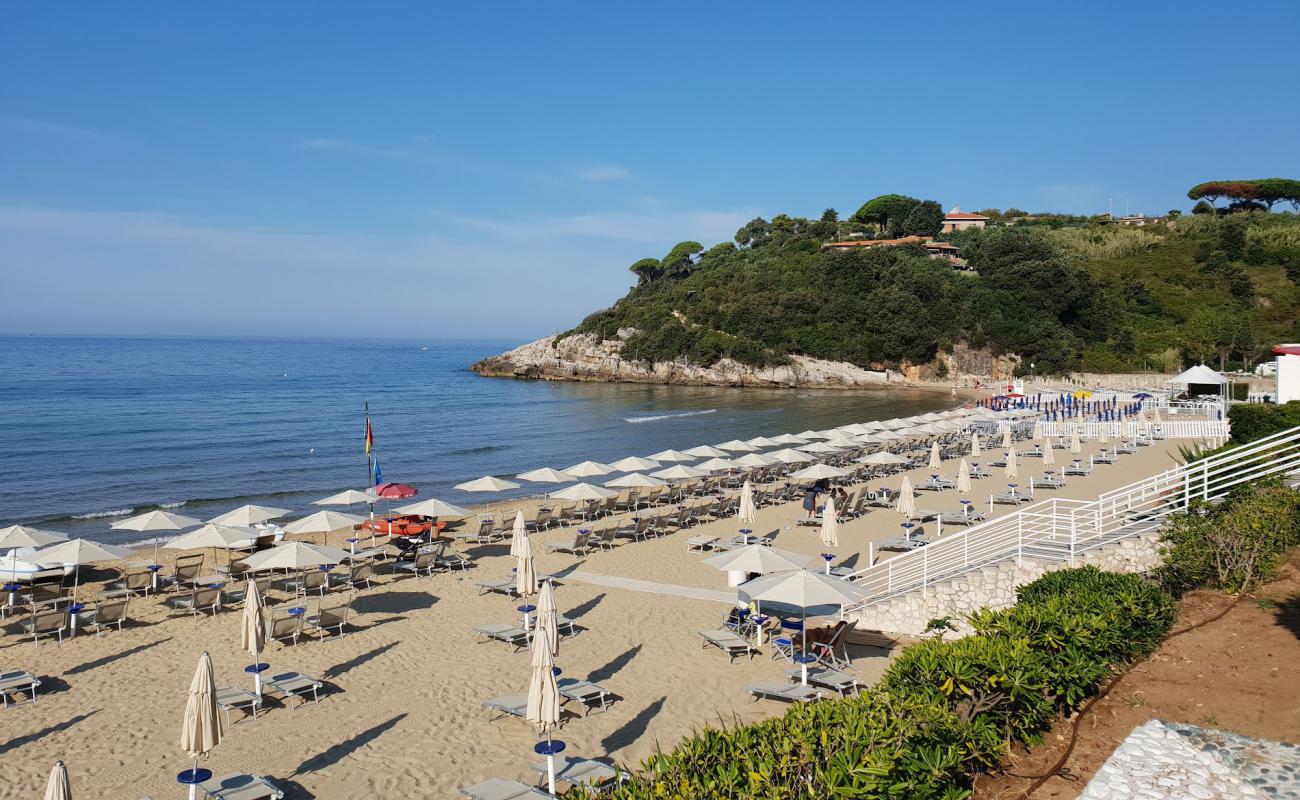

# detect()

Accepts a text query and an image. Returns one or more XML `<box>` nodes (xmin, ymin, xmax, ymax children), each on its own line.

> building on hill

<box><xmin>1101</xmin><ymin>213</ymin><xmax>1164</xmax><ymax>226</ymax></box>
<box><xmin>942</xmin><ymin>206</ymin><xmax>989</xmax><ymax>233</ymax></box>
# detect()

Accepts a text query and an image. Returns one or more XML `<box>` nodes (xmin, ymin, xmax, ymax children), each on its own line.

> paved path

<box><xmin>563</xmin><ymin>570</ymin><xmax>734</xmax><ymax>604</ymax></box>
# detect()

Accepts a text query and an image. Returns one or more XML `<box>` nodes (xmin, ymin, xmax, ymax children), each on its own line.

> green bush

<box><xmin>1226</xmin><ymin>401</ymin><xmax>1300</xmax><ymax>444</ymax></box>
<box><xmin>572</xmin><ymin>569</ymin><xmax>1173</xmax><ymax>799</ymax></box>
<box><xmin>1156</xmin><ymin>480</ymin><xmax>1300</xmax><ymax>596</ymax></box>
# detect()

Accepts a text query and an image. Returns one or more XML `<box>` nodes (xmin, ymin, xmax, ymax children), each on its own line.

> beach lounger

<box><xmin>699</xmin><ymin>630</ymin><xmax>757</xmax><ymax>663</ymax></box>
<box><xmin>746</xmin><ymin>682</ymin><xmax>823</xmax><ymax>703</ymax></box>
<box><xmin>476</xmin><ymin>577</ymin><xmax>521</xmax><ymax>597</ymax></box>
<box><xmin>215</xmin><ymin>686</ymin><xmax>260</xmax><ymax>723</ymax></box>
<box><xmin>305</xmin><ymin>598</ymin><xmax>350</xmax><ymax>640</ymax></box>
<box><xmin>106</xmin><ymin>569</ymin><xmax>153</xmax><ymax>597</ymax></box>
<box><xmin>783</xmin><ymin>667</ymin><xmax>862</xmax><ymax>697</ymax></box>
<box><xmin>544</xmin><ymin>530</ymin><xmax>590</xmax><ymax>556</ymax></box>
<box><xmin>1117</xmin><ymin>441</ymin><xmax>1139</xmax><ymax>454</ymax></box>
<box><xmin>265</xmin><ymin>671</ymin><xmax>323</xmax><ymax>709</ymax></box>
<box><xmin>1063</xmin><ymin>460</ymin><xmax>1094</xmax><ymax>476</ymax></box>
<box><xmin>391</xmin><ymin>550</ymin><xmax>436</xmax><ymax>578</ymax></box>
<box><xmin>1031</xmin><ymin>474</ymin><xmax>1066</xmax><ymax>490</ymax></box>
<box><xmin>968</xmin><ymin>465</ymin><xmax>991</xmax><ymax>479</ymax></box>
<box><xmin>78</xmin><ymin>598</ymin><xmax>129</xmax><ymax>636</ymax></box>
<box><xmin>268</xmin><ymin>609</ymin><xmax>302</xmax><ymax>648</ymax></box>
<box><xmin>168</xmin><ymin>586</ymin><xmax>223</xmax><ymax>620</ymax></box>
<box><xmin>473</xmin><ymin>623</ymin><xmax>532</xmax><ymax>651</ymax></box>
<box><xmin>989</xmin><ymin>489</ymin><xmax>1032</xmax><ymax>507</ymax></box>
<box><xmin>0</xmin><ymin>670</ymin><xmax>41</xmax><ymax>707</ymax></box>
<box><xmin>198</xmin><ymin>773</ymin><xmax>284</xmax><ymax>800</ymax></box>
<box><xmin>19</xmin><ymin>608</ymin><xmax>68</xmax><ymax>645</ymax></box>
<box><xmin>558</xmin><ymin>678</ymin><xmax>615</xmax><ymax>715</ymax></box>
<box><xmin>528</xmin><ymin>755</ymin><xmax>627</xmax><ymax>791</ymax></box>
<box><xmin>876</xmin><ymin>535</ymin><xmax>928</xmax><ymax>552</ymax></box>
<box><xmin>431</xmin><ymin>541</ymin><xmax>474</xmax><ymax>571</ymax></box>
<box><xmin>167</xmin><ymin>553</ymin><xmax>206</xmax><ymax>593</ymax></box>
<box><xmin>459</xmin><ymin>778</ymin><xmax>552</xmax><ymax>800</ymax></box>
<box><xmin>594</xmin><ymin>526</ymin><xmax>617</xmax><ymax>551</ymax></box>
<box><xmin>1093</xmin><ymin>450</ymin><xmax>1117</xmax><ymax>464</ymax></box>
<box><xmin>686</xmin><ymin>535</ymin><xmax>718</xmax><ymax>552</ymax></box>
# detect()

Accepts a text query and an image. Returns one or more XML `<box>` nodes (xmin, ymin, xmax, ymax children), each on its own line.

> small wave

<box><xmin>623</xmin><ymin>409</ymin><xmax>718</xmax><ymax>424</ymax></box>
<box><xmin>448</xmin><ymin>444</ymin><xmax>508</xmax><ymax>456</ymax></box>
<box><xmin>71</xmin><ymin>507</ymin><xmax>135</xmax><ymax>520</ymax></box>
<box><xmin>158</xmin><ymin>501</ymin><xmax>187</xmax><ymax>509</ymax></box>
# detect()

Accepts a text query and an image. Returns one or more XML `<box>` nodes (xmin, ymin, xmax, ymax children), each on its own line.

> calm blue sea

<box><xmin>0</xmin><ymin>336</ymin><xmax>955</xmax><ymax>545</ymax></box>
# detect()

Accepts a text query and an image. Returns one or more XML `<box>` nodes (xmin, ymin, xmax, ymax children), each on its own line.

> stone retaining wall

<box><xmin>849</xmin><ymin>533</ymin><xmax>1163</xmax><ymax>637</ymax></box>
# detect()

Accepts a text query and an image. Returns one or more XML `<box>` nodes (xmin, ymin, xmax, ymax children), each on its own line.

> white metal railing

<box><xmin>843</xmin><ymin>424</ymin><xmax>1300</xmax><ymax>612</ymax></box>
<box><xmin>1038</xmin><ymin>420</ymin><xmax>1229</xmax><ymax>440</ymax></box>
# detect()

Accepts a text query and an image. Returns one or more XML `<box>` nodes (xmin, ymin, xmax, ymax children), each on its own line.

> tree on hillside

<box><xmin>734</xmin><ymin>217</ymin><xmax>771</xmax><ymax>248</ymax></box>
<box><xmin>821</xmin><ymin>208</ymin><xmax>838</xmax><ymax>222</ymax></box>
<box><xmin>629</xmin><ymin>257</ymin><xmax>663</xmax><ymax>285</ymax></box>
<box><xmin>1187</xmin><ymin>179</ymin><xmax>1300</xmax><ymax>212</ymax></box>
<box><xmin>1254</xmin><ymin>178</ymin><xmax>1300</xmax><ymax>210</ymax></box>
<box><xmin>661</xmin><ymin>241</ymin><xmax>705</xmax><ymax>280</ymax></box>
<box><xmin>1004</xmin><ymin>208</ymin><xmax>1028</xmax><ymax>219</ymax></box>
<box><xmin>977</xmin><ymin>208</ymin><xmax>1003</xmax><ymax>222</ymax></box>
<box><xmin>1219</xmin><ymin>218</ymin><xmax>1247</xmax><ymax>261</ymax></box>
<box><xmin>1192</xmin><ymin>200</ymin><xmax>1215</xmax><ymax>215</ymax></box>
<box><xmin>902</xmin><ymin>200</ymin><xmax>945</xmax><ymax>238</ymax></box>
<box><xmin>851</xmin><ymin>194</ymin><xmax>920</xmax><ymax>234</ymax></box>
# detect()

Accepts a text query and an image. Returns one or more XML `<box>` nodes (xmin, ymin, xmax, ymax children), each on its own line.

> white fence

<box><xmin>842</xmin><ymin>425</ymin><xmax>1300</xmax><ymax>612</ymax></box>
<box><xmin>1037</xmin><ymin>420</ymin><xmax>1229</xmax><ymax>440</ymax></box>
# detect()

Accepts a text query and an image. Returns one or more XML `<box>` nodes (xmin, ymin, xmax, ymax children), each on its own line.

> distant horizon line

<box><xmin>0</xmin><ymin>331</ymin><xmax>537</xmax><ymax>344</ymax></box>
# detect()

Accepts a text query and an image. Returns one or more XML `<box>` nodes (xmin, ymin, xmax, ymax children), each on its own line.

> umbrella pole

<box><xmin>545</xmin><ymin>731</ymin><xmax>557</xmax><ymax>795</ymax></box>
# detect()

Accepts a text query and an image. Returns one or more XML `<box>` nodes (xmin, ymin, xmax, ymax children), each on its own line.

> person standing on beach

<box><xmin>803</xmin><ymin>484</ymin><xmax>819</xmax><ymax>519</ymax></box>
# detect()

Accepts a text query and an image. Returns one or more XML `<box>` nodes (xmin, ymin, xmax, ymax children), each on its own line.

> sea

<box><xmin>0</xmin><ymin>336</ymin><xmax>956</xmax><ymax>546</ymax></box>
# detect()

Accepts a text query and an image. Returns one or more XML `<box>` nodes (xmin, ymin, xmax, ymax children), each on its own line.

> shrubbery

<box><xmin>571</xmin><ymin>568</ymin><xmax>1173</xmax><ymax>800</ymax></box>
<box><xmin>1225</xmin><ymin>401</ymin><xmax>1300</xmax><ymax>445</ymax></box>
<box><xmin>1156</xmin><ymin>480</ymin><xmax>1300</xmax><ymax>596</ymax></box>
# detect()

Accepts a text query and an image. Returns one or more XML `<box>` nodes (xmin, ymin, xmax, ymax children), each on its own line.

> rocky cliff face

<box><xmin>470</xmin><ymin>332</ymin><xmax>898</xmax><ymax>389</ymax></box>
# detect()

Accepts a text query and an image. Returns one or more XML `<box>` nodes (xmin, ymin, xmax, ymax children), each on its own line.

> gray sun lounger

<box><xmin>1031</xmin><ymin>475</ymin><xmax>1066</xmax><ymax>490</ymax></box>
<box><xmin>876</xmin><ymin>535</ymin><xmax>928</xmax><ymax>552</ymax></box>
<box><xmin>0</xmin><ymin>670</ymin><xmax>41</xmax><ymax>708</ymax></box>
<box><xmin>747</xmin><ymin>682</ymin><xmax>823</xmax><ymax>703</ymax></box>
<box><xmin>528</xmin><ymin>756</ymin><xmax>627</xmax><ymax>790</ymax></box>
<box><xmin>482</xmin><ymin>693</ymin><xmax>529</xmax><ymax>722</ymax></box>
<box><xmin>216</xmin><ymin>686</ymin><xmax>261</xmax><ymax>723</ymax></box>
<box><xmin>476</xmin><ymin>578</ymin><xmax>521</xmax><ymax>597</ymax></box>
<box><xmin>265</xmin><ymin>671</ymin><xmax>323</xmax><ymax>709</ymax></box>
<box><xmin>700</xmin><ymin>629</ymin><xmax>757</xmax><ymax>663</ymax></box>
<box><xmin>473</xmin><ymin>623</ymin><xmax>532</xmax><ymax>651</ymax></box>
<box><xmin>199</xmin><ymin>773</ymin><xmax>285</xmax><ymax>800</ymax></box>
<box><xmin>558</xmin><ymin>678</ymin><xmax>614</xmax><ymax>716</ymax></box>
<box><xmin>783</xmin><ymin>667</ymin><xmax>862</xmax><ymax>697</ymax></box>
<box><xmin>459</xmin><ymin>778</ymin><xmax>553</xmax><ymax>800</ymax></box>
<box><xmin>686</xmin><ymin>535</ymin><xmax>718</xmax><ymax>551</ymax></box>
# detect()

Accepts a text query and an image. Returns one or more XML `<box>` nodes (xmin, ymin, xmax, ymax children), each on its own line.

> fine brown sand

<box><xmin>0</xmin><ymin>437</ymin><xmax>1190</xmax><ymax>799</ymax></box>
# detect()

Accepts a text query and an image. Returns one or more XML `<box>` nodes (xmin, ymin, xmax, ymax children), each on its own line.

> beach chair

<box><xmin>476</xmin><ymin>577</ymin><xmax>520</xmax><ymax>597</ymax></box>
<box><xmin>0</xmin><ymin>669</ymin><xmax>41</xmax><ymax>708</ymax></box>
<box><xmin>26</xmin><ymin>582</ymin><xmax>67</xmax><ymax>612</ymax></box>
<box><xmin>783</xmin><ymin>667</ymin><xmax>862</xmax><ymax>697</ymax></box>
<box><xmin>458</xmin><ymin>517</ymin><xmax>499</xmax><ymax>545</ymax></box>
<box><xmin>305</xmin><ymin>597</ymin><xmax>350</xmax><ymax>640</ymax></box>
<box><xmin>78</xmin><ymin>598</ymin><xmax>129</xmax><ymax>637</ymax></box>
<box><xmin>613</xmin><ymin>517</ymin><xmax>651</xmax><ymax>542</ymax></box>
<box><xmin>1031</xmin><ymin>474</ymin><xmax>1067</xmax><ymax>490</ymax></box>
<box><xmin>558</xmin><ymin>677</ymin><xmax>615</xmax><ymax>716</ymax></box>
<box><xmin>198</xmin><ymin>773</ymin><xmax>285</xmax><ymax>800</ymax></box>
<box><xmin>19</xmin><ymin>608</ymin><xmax>68</xmax><ymax>645</ymax></box>
<box><xmin>746</xmin><ymin>682</ymin><xmax>823</xmax><ymax>704</ymax></box>
<box><xmin>431</xmin><ymin>540</ymin><xmax>474</xmax><ymax>571</ymax></box>
<box><xmin>876</xmin><ymin>533</ymin><xmax>929</xmax><ymax>552</ymax></box>
<box><xmin>699</xmin><ymin>629</ymin><xmax>757</xmax><ymax>663</ymax></box>
<box><xmin>266</xmin><ymin>606</ymin><xmax>302</xmax><ymax>647</ymax></box>
<box><xmin>544</xmin><ymin>529</ymin><xmax>590</xmax><ymax>556</ymax></box>
<box><xmin>168</xmin><ymin>586</ymin><xmax>222</xmax><ymax>620</ymax></box>
<box><xmin>810</xmin><ymin>620</ymin><xmax>855</xmax><ymax>670</ymax></box>
<box><xmin>524</xmin><ymin>508</ymin><xmax>551</xmax><ymax>532</ymax></box>
<box><xmin>459</xmin><ymin>778</ymin><xmax>552</xmax><ymax>800</ymax></box>
<box><xmin>265</xmin><ymin>671</ymin><xmax>323</xmax><ymax>709</ymax></box>
<box><xmin>473</xmin><ymin>623</ymin><xmax>532</xmax><ymax>652</ymax></box>
<box><xmin>575</xmin><ymin>499</ymin><xmax>601</xmax><ymax>522</ymax></box>
<box><xmin>528</xmin><ymin>756</ymin><xmax>627</xmax><ymax>792</ymax></box>
<box><xmin>282</xmin><ymin>568</ymin><xmax>329</xmax><ymax>599</ymax></box>
<box><xmin>168</xmin><ymin>553</ymin><xmax>206</xmax><ymax>593</ymax></box>
<box><xmin>686</xmin><ymin>535</ymin><xmax>718</xmax><ymax>552</ymax></box>
<box><xmin>599</xmin><ymin>495</ymin><xmax>618</xmax><ymax>517</ymax></box>
<box><xmin>215</xmin><ymin>686</ymin><xmax>261</xmax><ymax>724</ymax></box>
<box><xmin>391</xmin><ymin>550</ymin><xmax>436</xmax><ymax>578</ymax></box>
<box><xmin>106</xmin><ymin>570</ymin><xmax>153</xmax><ymax>597</ymax></box>
<box><xmin>331</xmin><ymin>562</ymin><xmax>374</xmax><ymax>592</ymax></box>
<box><xmin>594</xmin><ymin>526</ymin><xmax>617</xmax><ymax>551</ymax></box>
<box><xmin>550</xmin><ymin>503</ymin><xmax>575</xmax><ymax>528</ymax></box>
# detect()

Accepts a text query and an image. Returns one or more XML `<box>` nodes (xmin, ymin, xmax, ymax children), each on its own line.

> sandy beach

<box><xmin>0</xmin><ymin>434</ymin><xmax>1192</xmax><ymax>799</ymax></box>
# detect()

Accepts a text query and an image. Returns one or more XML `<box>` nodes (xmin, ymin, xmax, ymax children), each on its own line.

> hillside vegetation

<box><xmin>564</xmin><ymin>204</ymin><xmax>1300</xmax><ymax>376</ymax></box>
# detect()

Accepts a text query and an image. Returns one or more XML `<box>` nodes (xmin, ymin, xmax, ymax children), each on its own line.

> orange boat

<box><xmin>362</xmin><ymin>515</ymin><xmax>432</xmax><ymax>537</ymax></box>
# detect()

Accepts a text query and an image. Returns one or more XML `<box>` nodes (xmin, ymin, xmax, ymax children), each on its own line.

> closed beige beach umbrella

<box><xmin>515</xmin><ymin>530</ymin><xmax>538</xmax><ymax>597</ymax></box>
<box><xmin>44</xmin><ymin>760</ymin><xmax>71</xmax><ymax>800</ymax></box>
<box><xmin>1070</xmin><ymin>426</ymin><xmax>1082</xmax><ymax>455</ymax></box>
<box><xmin>738</xmin><ymin>480</ymin><xmax>757</xmax><ymax>525</ymax></box>
<box><xmin>527</xmin><ymin>627</ymin><xmax>563</xmax><ymax>793</ymax></box>
<box><xmin>957</xmin><ymin>459</ymin><xmax>972</xmax><ymax>494</ymax></box>
<box><xmin>180</xmin><ymin>652</ymin><xmax>223</xmax><ymax>799</ymax></box>
<box><xmin>1099</xmin><ymin>425</ymin><xmax>1109</xmax><ymax>445</ymax></box>
<box><xmin>970</xmin><ymin>430</ymin><xmax>981</xmax><ymax>458</ymax></box>
<box><xmin>1043</xmin><ymin>441</ymin><xmax>1056</xmax><ymax>467</ymax></box>
<box><xmin>1006</xmin><ymin>448</ymin><xmax>1019</xmax><ymax>479</ymax></box>
<box><xmin>820</xmin><ymin>497</ymin><xmax>839</xmax><ymax>549</ymax></box>
<box><xmin>509</xmin><ymin>511</ymin><xmax>527</xmax><ymax>557</ymax></box>
<box><xmin>536</xmin><ymin>580</ymin><xmax>559</xmax><ymax>657</ymax></box>
<box><xmin>240</xmin><ymin>579</ymin><xmax>266</xmax><ymax>697</ymax></box>
<box><xmin>1031</xmin><ymin>419</ymin><xmax>1043</xmax><ymax>440</ymax></box>
<box><xmin>894</xmin><ymin>477</ymin><xmax>916</xmax><ymax>519</ymax></box>
<box><xmin>1001</xmin><ymin>426</ymin><xmax>1012</xmax><ymax>450</ymax></box>
<box><xmin>928</xmin><ymin>442</ymin><xmax>941</xmax><ymax>470</ymax></box>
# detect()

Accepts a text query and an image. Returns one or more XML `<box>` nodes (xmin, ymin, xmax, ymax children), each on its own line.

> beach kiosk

<box><xmin>1167</xmin><ymin>364</ymin><xmax>1229</xmax><ymax>404</ymax></box>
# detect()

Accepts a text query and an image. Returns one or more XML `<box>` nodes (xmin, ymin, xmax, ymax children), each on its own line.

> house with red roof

<box><xmin>941</xmin><ymin>206</ymin><xmax>989</xmax><ymax>233</ymax></box>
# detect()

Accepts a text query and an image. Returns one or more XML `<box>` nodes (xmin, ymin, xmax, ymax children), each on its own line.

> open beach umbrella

<box><xmin>651</xmin><ymin>464</ymin><xmax>707</xmax><ymax>481</ymax></box>
<box><xmin>684</xmin><ymin>445</ymin><xmax>729</xmax><ymax>458</ymax></box>
<box><xmin>857</xmin><ymin>451</ymin><xmax>908</xmax><ymax>466</ymax></box>
<box><xmin>716</xmin><ymin>439</ymin><xmax>757</xmax><ymax>453</ymax></box>
<box><xmin>0</xmin><ymin>525</ymin><xmax>69</xmax><ymax>586</ymax></box>
<box><xmin>509</xmin><ymin>511</ymin><xmax>527</xmax><ymax>557</ymax></box>
<box><xmin>240</xmin><ymin>578</ymin><xmax>266</xmax><ymax>697</ymax></box>
<box><xmin>32</xmin><ymin>539</ymin><xmax>134</xmax><ymax>603</ymax></box>
<box><xmin>928</xmin><ymin>442</ymin><xmax>941</xmax><ymax>470</ymax></box>
<box><xmin>282</xmin><ymin>510</ymin><xmax>364</xmax><ymax>546</ymax></box>
<box><xmin>239</xmin><ymin>541</ymin><xmax>351</xmax><ymax>572</ymax></box>
<box><xmin>647</xmin><ymin>449</ymin><xmax>695</xmax><ymax>463</ymax></box>
<box><xmin>604</xmin><ymin>472</ymin><xmax>668</xmax><ymax>489</ymax></box>
<box><xmin>769</xmin><ymin>448</ymin><xmax>813</xmax><ymax>465</ymax></box>
<box><xmin>894</xmin><ymin>477</ymin><xmax>916</xmax><ymax>518</ymax></box>
<box><xmin>732</xmin><ymin>452</ymin><xmax>778</xmax><ymax>468</ymax></box>
<box><xmin>526</xmin><ymin>628</ymin><xmax>563</xmax><ymax>792</ymax></box>
<box><xmin>796</xmin><ymin>429</ymin><xmax>830</xmax><ymax>439</ymax></box>
<box><xmin>394</xmin><ymin>498</ymin><xmax>473</xmax><ymax>519</ymax></box>
<box><xmin>536</xmin><ymin>579</ymin><xmax>559</xmax><ymax>657</ymax></box>
<box><xmin>111</xmin><ymin>509</ymin><xmax>201</xmax><ymax>565</ymax></box>
<box><xmin>739</xmin><ymin>569</ymin><xmax>871</xmax><ymax>673</ymax></box>
<box><xmin>370</xmin><ymin>482</ymin><xmax>418</xmax><ymax>500</ymax></box>
<box><xmin>798</xmin><ymin>441</ymin><xmax>842</xmax><ymax>454</ymax></box>
<box><xmin>874</xmin><ymin>430</ymin><xmax>904</xmax><ymax>442</ymax></box>
<box><xmin>1070</xmin><ymin>427</ymin><xmax>1082</xmax><ymax>455</ymax></box>
<box><xmin>164</xmin><ymin>524</ymin><xmax>257</xmax><ymax>568</ymax></box>
<box><xmin>44</xmin><ymin>760</ymin><xmax>71</xmax><ymax>800</ymax></box>
<box><xmin>1001</xmin><ymin>426</ymin><xmax>1012</xmax><ymax>449</ymax></box>
<box><xmin>1043</xmin><ymin>442</ymin><xmax>1056</xmax><ymax>467</ymax></box>
<box><xmin>563</xmin><ymin>461</ymin><xmax>616</xmax><ymax>478</ymax></box>
<box><xmin>550</xmin><ymin>483</ymin><xmax>619</xmax><ymax>502</ymax></box>
<box><xmin>515</xmin><ymin>529</ymin><xmax>538</xmax><ymax>597</ymax></box>
<box><xmin>738</xmin><ymin>480</ymin><xmax>757</xmax><ymax>524</ymax></box>
<box><xmin>313</xmin><ymin>489</ymin><xmax>376</xmax><ymax>506</ymax></box>
<box><xmin>771</xmin><ymin>433</ymin><xmax>808</xmax><ymax>445</ymax></box>
<box><xmin>206</xmin><ymin>504</ymin><xmax>288</xmax><ymax>527</ymax></box>
<box><xmin>454</xmin><ymin>476</ymin><xmax>521</xmax><ymax>492</ymax></box>
<box><xmin>608</xmin><ymin>456</ymin><xmax>661</xmax><ymax>473</ymax></box>
<box><xmin>790</xmin><ymin>463</ymin><xmax>848</xmax><ymax>481</ymax></box>
<box><xmin>517</xmin><ymin>467</ymin><xmax>577</xmax><ymax>484</ymax></box>
<box><xmin>957</xmin><ymin>459</ymin><xmax>972</xmax><ymax>494</ymax></box>
<box><xmin>703</xmin><ymin>544</ymin><xmax>811</xmax><ymax>574</ymax></box>
<box><xmin>1005</xmin><ymin>448</ymin><xmax>1019</xmax><ymax>479</ymax></box>
<box><xmin>820</xmin><ymin>497</ymin><xmax>839</xmax><ymax>549</ymax></box>
<box><xmin>694</xmin><ymin>457</ymin><xmax>738</xmax><ymax>473</ymax></box>
<box><xmin>746</xmin><ymin>436</ymin><xmax>781</xmax><ymax>448</ymax></box>
<box><xmin>179</xmin><ymin>652</ymin><xmax>223</xmax><ymax>800</ymax></box>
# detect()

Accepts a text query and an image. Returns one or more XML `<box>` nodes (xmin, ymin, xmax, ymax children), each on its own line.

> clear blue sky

<box><xmin>3</xmin><ymin>2</ymin><xmax>1298</xmax><ymax>339</ymax></box>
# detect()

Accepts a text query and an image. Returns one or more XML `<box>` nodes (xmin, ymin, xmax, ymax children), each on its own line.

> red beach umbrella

<box><xmin>372</xmin><ymin>482</ymin><xmax>418</xmax><ymax>499</ymax></box>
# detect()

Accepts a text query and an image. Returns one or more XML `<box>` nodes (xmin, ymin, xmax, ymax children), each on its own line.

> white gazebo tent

<box><xmin>1167</xmin><ymin>364</ymin><xmax>1229</xmax><ymax>403</ymax></box>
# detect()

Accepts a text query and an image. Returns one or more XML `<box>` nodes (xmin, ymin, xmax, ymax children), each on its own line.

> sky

<box><xmin>3</xmin><ymin>2</ymin><xmax>1298</xmax><ymax>340</ymax></box>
